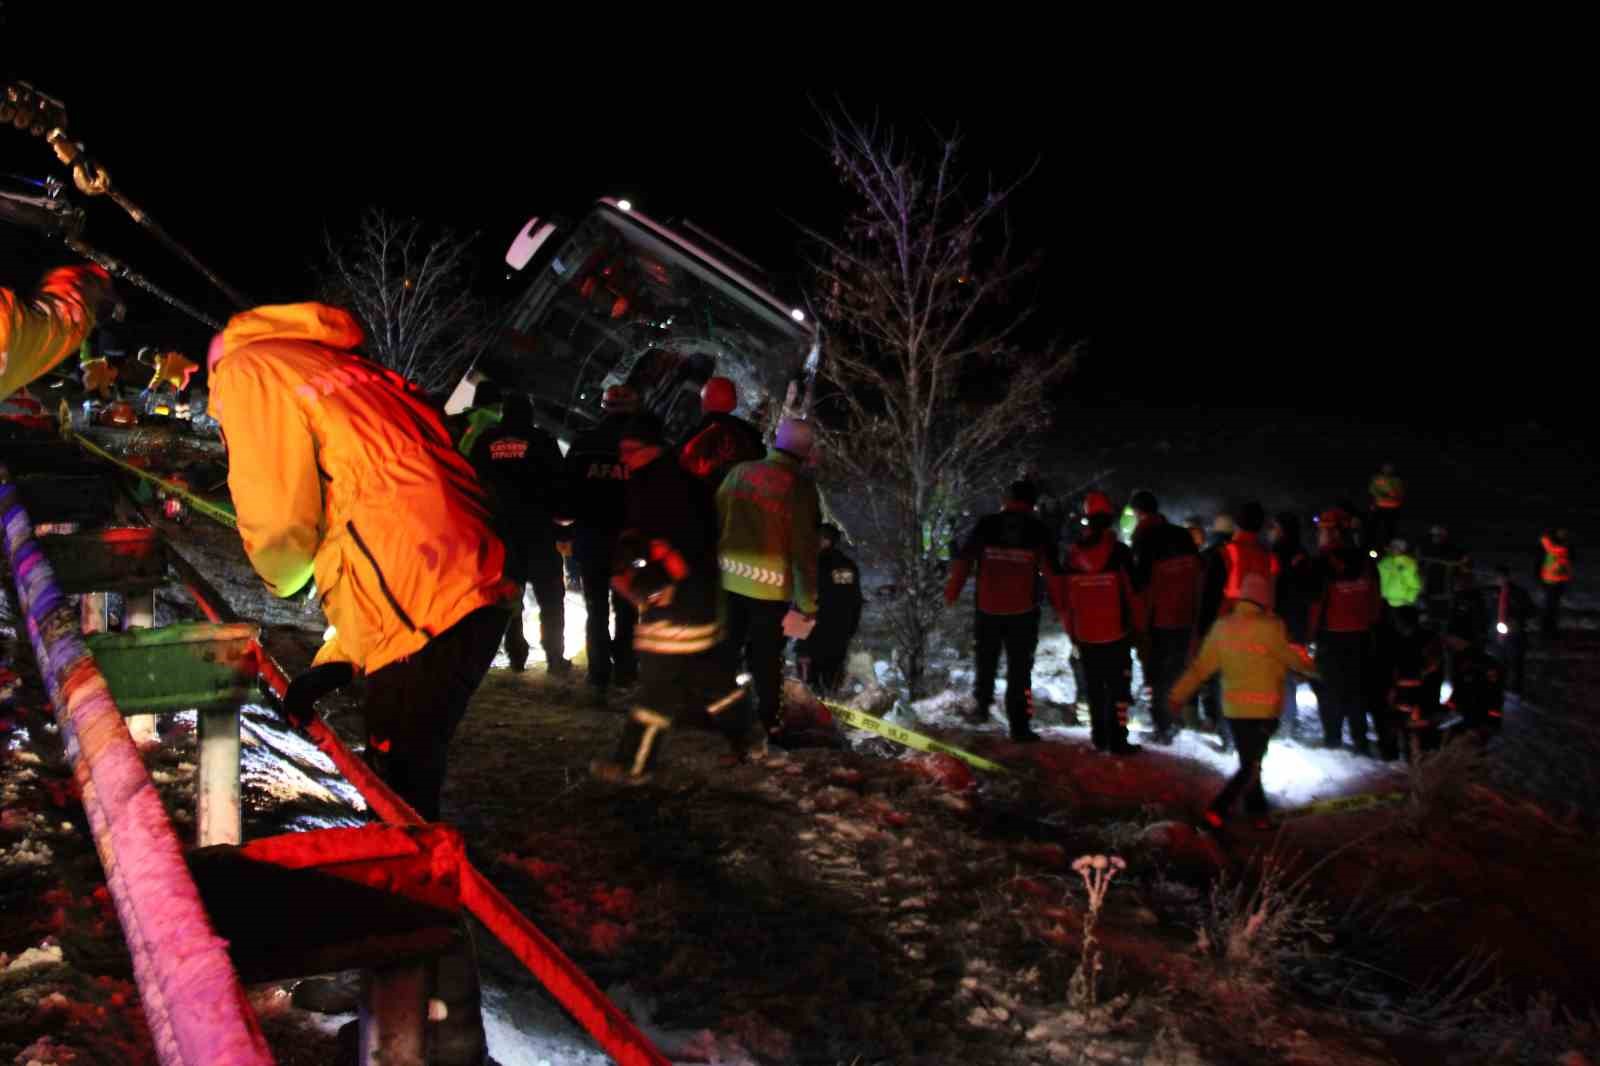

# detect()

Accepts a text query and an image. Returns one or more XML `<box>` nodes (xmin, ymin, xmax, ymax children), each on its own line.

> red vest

<box><xmin>1148</xmin><ymin>554</ymin><xmax>1200</xmax><ymax>629</ymax></box>
<box><xmin>1323</xmin><ymin>575</ymin><xmax>1377</xmax><ymax>633</ymax></box>
<box><xmin>1541</xmin><ymin>537</ymin><xmax>1572</xmax><ymax>585</ymax></box>
<box><xmin>1064</xmin><ymin>537</ymin><xmax>1133</xmax><ymax>644</ymax></box>
<box><xmin>1222</xmin><ymin>533</ymin><xmax>1280</xmax><ymax>603</ymax></box>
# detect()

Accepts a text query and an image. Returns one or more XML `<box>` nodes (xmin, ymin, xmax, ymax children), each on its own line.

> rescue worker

<box><xmin>717</xmin><ymin>418</ymin><xmax>821</xmax><ymax>740</ymax></box>
<box><xmin>1383</xmin><ymin>606</ymin><xmax>1443</xmax><ymax>760</ymax></box>
<box><xmin>210</xmin><ymin>303</ymin><xmax>512</xmax><ymax>819</ymax></box>
<box><xmin>79</xmin><ymin>338</ymin><xmax>119</xmax><ymax>401</ymax></box>
<box><xmin>1</xmin><ymin>263</ymin><xmax>116</xmax><ymax>401</ymax></box>
<box><xmin>1447</xmin><ymin>645</ymin><xmax>1505</xmax><ymax>745</ymax></box>
<box><xmin>1219</xmin><ymin>502</ymin><xmax>1280</xmax><ymax>612</ymax></box>
<box><xmin>565</xmin><ymin>384</ymin><xmax>642</xmax><ymax>701</ymax></box>
<box><xmin>1128</xmin><ymin>490</ymin><xmax>1201</xmax><ymax>745</ymax></box>
<box><xmin>1377</xmin><ymin>538</ymin><xmax>1422</xmax><ymax>608</ymax></box>
<box><xmin>1492</xmin><ymin>566</ymin><xmax>1533</xmax><ymax>694</ymax></box>
<box><xmin>214</xmin><ymin>303</ymin><xmax>511</xmax><ymax>1066</ymax></box>
<box><xmin>1060</xmin><ymin>490</ymin><xmax>1142</xmax><ymax>755</ymax></box>
<box><xmin>1169</xmin><ymin>573</ymin><xmax>1316</xmax><ymax>829</ymax></box>
<box><xmin>799</xmin><ymin>523</ymin><xmax>863</xmax><ymax>696</ymax></box>
<box><xmin>1444</xmin><ymin>566</ymin><xmax>1489</xmax><ymax>659</ymax></box>
<box><xmin>1539</xmin><ymin>528</ymin><xmax>1573</xmax><ymax>637</ymax></box>
<box><xmin>1269</xmin><ymin>512</ymin><xmax>1318</xmax><ymax>738</ymax></box>
<box><xmin>454</xmin><ymin>378</ymin><xmax>505</xmax><ymax>457</ymax></box>
<box><xmin>591</xmin><ymin>413</ymin><xmax>753</xmax><ymax>782</ymax></box>
<box><xmin>1308</xmin><ymin>508</ymin><xmax>1381</xmax><ymax>755</ymax></box>
<box><xmin>1183</xmin><ymin>515</ymin><xmax>1207</xmax><ymax>551</ymax></box>
<box><xmin>143</xmin><ymin>347</ymin><xmax>199</xmax><ymax>396</ymax></box>
<box><xmin>945</xmin><ymin>480</ymin><xmax>1063</xmax><ymax>742</ymax></box>
<box><xmin>1195</xmin><ymin>509</ymin><xmax>1236</xmax><ymax>748</ymax></box>
<box><xmin>1420</xmin><ymin>524</ymin><xmax>1470</xmax><ymax>624</ymax></box>
<box><xmin>468</xmin><ymin>392</ymin><xmax>569</xmax><ymax>676</ymax></box>
<box><xmin>1367</xmin><ymin>462</ymin><xmax>1405</xmax><ymax>550</ymax></box>
<box><xmin>677</xmin><ymin>375</ymin><xmax>766</xmax><ymax>491</ymax></box>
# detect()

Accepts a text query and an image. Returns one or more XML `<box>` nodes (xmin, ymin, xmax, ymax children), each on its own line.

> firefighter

<box><xmin>468</xmin><ymin>392</ymin><xmax>569</xmax><ymax>676</ymax></box>
<box><xmin>1367</xmin><ymin>462</ymin><xmax>1405</xmax><ymax>550</ymax></box>
<box><xmin>1219</xmin><ymin>502</ymin><xmax>1280</xmax><ymax>611</ymax></box>
<box><xmin>677</xmin><ymin>375</ymin><xmax>766</xmax><ymax>491</ymax></box>
<box><xmin>1169</xmin><ymin>573</ymin><xmax>1317</xmax><ymax>828</ymax></box>
<box><xmin>1309</xmin><ymin>508</ymin><xmax>1382</xmax><ymax>755</ymax></box>
<box><xmin>717</xmin><ymin>418</ymin><xmax>821</xmax><ymax>740</ymax></box>
<box><xmin>945</xmin><ymin>480</ymin><xmax>1062</xmax><ymax>742</ymax></box>
<box><xmin>210</xmin><ymin>303</ymin><xmax>513</xmax><ymax>819</ymax></box>
<box><xmin>1061</xmin><ymin>490</ymin><xmax>1142</xmax><ymax>755</ymax></box>
<box><xmin>1382</xmin><ymin>606</ymin><xmax>1443</xmax><ymax>761</ymax></box>
<box><xmin>1128</xmin><ymin>490</ymin><xmax>1201</xmax><ymax>745</ymax></box>
<box><xmin>1419</xmin><ymin>524</ymin><xmax>1470</xmax><ymax>624</ymax></box>
<box><xmin>565</xmin><ymin>384</ymin><xmax>642</xmax><ymax>701</ymax></box>
<box><xmin>1539</xmin><ymin>528</ymin><xmax>1573</xmax><ymax>637</ymax></box>
<box><xmin>592</xmin><ymin>413</ymin><xmax>753</xmax><ymax>782</ymax></box>
<box><xmin>799</xmin><ymin>523</ymin><xmax>863</xmax><ymax>696</ymax></box>
<box><xmin>1492</xmin><ymin>566</ymin><xmax>1533</xmax><ymax>694</ymax></box>
<box><xmin>1</xmin><ymin>263</ymin><xmax>116</xmax><ymax>402</ymax></box>
<box><xmin>79</xmin><ymin>338</ymin><xmax>120</xmax><ymax>401</ymax></box>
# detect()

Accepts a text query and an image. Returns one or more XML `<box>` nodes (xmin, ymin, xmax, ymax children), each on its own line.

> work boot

<box><xmin>1010</xmin><ymin>727</ymin><xmax>1042</xmax><ymax>744</ymax></box>
<box><xmin>547</xmin><ymin>657</ymin><xmax>572</xmax><ymax>678</ymax></box>
<box><xmin>965</xmin><ymin>702</ymin><xmax>993</xmax><ymax>726</ymax></box>
<box><xmin>1108</xmin><ymin>739</ymin><xmax>1142</xmax><ymax>756</ymax></box>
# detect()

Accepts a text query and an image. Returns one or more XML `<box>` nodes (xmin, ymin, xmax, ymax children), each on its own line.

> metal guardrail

<box><xmin>0</xmin><ymin>464</ymin><xmax>273</xmax><ymax>1066</ymax></box>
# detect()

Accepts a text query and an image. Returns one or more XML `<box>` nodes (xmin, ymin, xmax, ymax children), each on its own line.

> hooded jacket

<box><xmin>1</xmin><ymin>265</ymin><xmax>107</xmax><ymax>401</ymax></box>
<box><xmin>715</xmin><ymin>448</ymin><xmax>821</xmax><ymax>612</ymax></box>
<box><xmin>209</xmin><ymin>303</ymin><xmax>512</xmax><ymax>674</ymax></box>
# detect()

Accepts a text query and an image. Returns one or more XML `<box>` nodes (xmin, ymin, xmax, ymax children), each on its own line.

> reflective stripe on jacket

<box><xmin>1541</xmin><ymin>536</ymin><xmax>1572</xmax><ymax>585</ymax></box>
<box><xmin>715</xmin><ymin>449</ymin><xmax>821</xmax><ymax>611</ymax></box>
<box><xmin>210</xmin><ymin>303</ymin><xmax>513</xmax><ymax>675</ymax></box>
<box><xmin>1168</xmin><ymin>601</ymin><xmax>1318</xmax><ymax>719</ymax></box>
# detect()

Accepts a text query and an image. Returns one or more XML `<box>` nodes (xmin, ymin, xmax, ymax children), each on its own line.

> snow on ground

<box><xmin>492</xmin><ymin>590</ymin><xmax>592</xmax><ymax>672</ymax></box>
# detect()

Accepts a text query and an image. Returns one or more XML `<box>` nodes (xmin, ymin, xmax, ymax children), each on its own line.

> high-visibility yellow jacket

<box><xmin>209</xmin><ymin>303</ymin><xmax>512</xmax><ymax>674</ymax></box>
<box><xmin>1169</xmin><ymin>601</ymin><xmax>1318</xmax><ymax>719</ymax></box>
<box><xmin>1377</xmin><ymin>552</ymin><xmax>1422</xmax><ymax>607</ymax></box>
<box><xmin>0</xmin><ymin>265</ymin><xmax>108</xmax><ymax>401</ymax></box>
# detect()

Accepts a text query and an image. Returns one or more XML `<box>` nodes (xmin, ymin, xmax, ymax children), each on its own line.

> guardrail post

<box><xmin>197</xmin><ymin>706</ymin><xmax>243</xmax><ymax>847</ymax></box>
<box><xmin>123</xmin><ymin>592</ymin><xmax>160</xmax><ymax>744</ymax></box>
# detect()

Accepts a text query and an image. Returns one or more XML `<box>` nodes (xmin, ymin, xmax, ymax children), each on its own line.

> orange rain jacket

<box><xmin>0</xmin><ymin>265</ymin><xmax>108</xmax><ymax>401</ymax></box>
<box><xmin>209</xmin><ymin>303</ymin><xmax>512</xmax><ymax>675</ymax></box>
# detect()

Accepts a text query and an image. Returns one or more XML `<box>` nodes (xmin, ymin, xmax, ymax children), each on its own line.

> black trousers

<box><xmin>975</xmin><ymin>609</ymin><xmax>1040</xmax><ymax>734</ymax></box>
<box><xmin>1212</xmin><ymin>717</ymin><xmax>1277</xmax><ymax>817</ymax></box>
<box><xmin>610</xmin><ymin>649</ymin><xmax>750</xmax><ymax>774</ymax></box>
<box><xmin>1494</xmin><ymin>633</ymin><xmax>1526</xmax><ymax>693</ymax></box>
<box><xmin>1542</xmin><ymin>582</ymin><xmax>1566</xmax><ymax>637</ymax></box>
<box><xmin>576</xmin><ymin>531</ymin><xmax>636</xmax><ymax>688</ymax></box>
<box><xmin>1144</xmin><ymin>626</ymin><xmax>1191</xmax><ymax>733</ymax></box>
<box><xmin>363</xmin><ymin>606</ymin><xmax>509</xmax><ymax>821</ymax></box>
<box><xmin>1315</xmin><ymin>631</ymin><xmax>1370</xmax><ymax>752</ymax></box>
<box><xmin>724</xmin><ymin>592</ymin><xmax>790</xmax><ymax>731</ymax></box>
<box><xmin>504</xmin><ymin>548</ymin><xmax>566</xmax><ymax>669</ymax></box>
<box><xmin>1080</xmin><ymin>639</ymin><xmax>1132</xmax><ymax>749</ymax></box>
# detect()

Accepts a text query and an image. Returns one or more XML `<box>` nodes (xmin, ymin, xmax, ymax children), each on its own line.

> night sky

<box><xmin>3</xmin><ymin>23</ymin><xmax>1581</xmax><ymax>422</ymax></box>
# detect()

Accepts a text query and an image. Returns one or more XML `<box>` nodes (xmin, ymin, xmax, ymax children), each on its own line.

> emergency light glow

<box><xmin>790</xmin><ymin>308</ymin><xmax>806</xmax><ymax>323</ymax></box>
<box><xmin>1369</xmin><ymin>550</ymin><xmax>1379</xmax><ymax>559</ymax></box>
<box><xmin>616</xmin><ymin>200</ymin><xmax>632</xmax><ymax>212</ymax></box>
<box><xmin>1497</xmin><ymin>622</ymin><xmax>1509</xmax><ymax>635</ymax></box>
<box><xmin>736</xmin><ymin>673</ymin><xmax>753</xmax><ymax>686</ymax></box>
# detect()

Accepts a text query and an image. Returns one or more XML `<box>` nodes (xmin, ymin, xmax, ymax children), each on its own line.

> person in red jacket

<box><xmin>676</xmin><ymin>376</ymin><xmax>766</xmax><ymax>491</ymax></box>
<box><xmin>1128</xmin><ymin>490</ymin><xmax>1201</xmax><ymax>745</ymax></box>
<box><xmin>945</xmin><ymin>481</ymin><xmax>1061</xmax><ymax>742</ymax></box>
<box><xmin>1220</xmin><ymin>501</ymin><xmax>1281</xmax><ymax>613</ymax></box>
<box><xmin>1309</xmin><ymin>507</ymin><xmax>1382</xmax><ymax>754</ymax></box>
<box><xmin>1060</xmin><ymin>491</ymin><xmax>1143</xmax><ymax>755</ymax></box>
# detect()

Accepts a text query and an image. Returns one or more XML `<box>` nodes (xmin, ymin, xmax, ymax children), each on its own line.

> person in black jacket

<box><xmin>592</xmin><ymin>413</ymin><xmax>751</xmax><ymax>782</ymax></box>
<box><xmin>1195</xmin><ymin>509</ymin><xmax>1236</xmax><ymax>750</ymax></box>
<box><xmin>1128</xmin><ymin>490</ymin><xmax>1201</xmax><ymax>745</ymax></box>
<box><xmin>469</xmin><ymin>393</ymin><xmax>569</xmax><ymax>675</ymax></box>
<box><xmin>797</xmin><ymin>523</ymin><xmax>863</xmax><ymax>695</ymax></box>
<box><xmin>676</xmin><ymin>376</ymin><xmax>767</xmax><ymax>492</ymax></box>
<box><xmin>1269</xmin><ymin>511</ymin><xmax>1318</xmax><ymax>736</ymax></box>
<box><xmin>1491</xmin><ymin>566</ymin><xmax>1533</xmax><ymax>694</ymax></box>
<box><xmin>564</xmin><ymin>384</ymin><xmax>641</xmax><ymax>700</ymax></box>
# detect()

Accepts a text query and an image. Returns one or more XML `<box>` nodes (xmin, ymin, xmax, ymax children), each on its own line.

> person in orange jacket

<box><xmin>1</xmin><ymin>264</ymin><xmax>117</xmax><ymax>402</ymax></box>
<box><xmin>1539</xmin><ymin>528</ymin><xmax>1573</xmax><ymax>637</ymax></box>
<box><xmin>1060</xmin><ymin>490</ymin><xmax>1143</xmax><ymax>755</ymax></box>
<box><xmin>208</xmin><ymin>303</ymin><xmax>514</xmax><ymax>821</ymax></box>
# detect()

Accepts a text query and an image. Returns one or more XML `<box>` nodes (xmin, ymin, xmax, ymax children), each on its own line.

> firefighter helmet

<box><xmin>601</xmin><ymin>384</ymin><xmax>640</xmax><ymax>413</ymax></box>
<box><xmin>1083</xmin><ymin>490</ymin><xmax>1115</xmax><ymax>517</ymax></box>
<box><xmin>700</xmin><ymin>376</ymin><xmax>737</xmax><ymax>414</ymax></box>
<box><xmin>1316</xmin><ymin>507</ymin><xmax>1350</xmax><ymax>531</ymax></box>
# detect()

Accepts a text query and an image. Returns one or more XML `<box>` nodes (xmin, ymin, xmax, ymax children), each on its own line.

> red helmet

<box><xmin>1316</xmin><ymin>507</ymin><xmax>1350</xmax><ymax>532</ymax></box>
<box><xmin>601</xmin><ymin>384</ymin><xmax>640</xmax><ymax>413</ymax></box>
<box><xmin>700</xmin><ymin>376</ymin><xmax>737</xmax><ymax>414</ymax></box>
<box><xmin>1083</xmin><ymin>490</ymin><xmax>1115</xmax><ymax>517</ymax></box>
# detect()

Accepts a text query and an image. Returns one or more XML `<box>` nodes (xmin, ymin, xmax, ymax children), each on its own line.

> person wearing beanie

<box><xmin>716</xmin><ymin>418</ymin><xmax>822</xmax><ymax>741</ymax></box>
<box><xmin>1169</xmin><ymin>572</ymin><xmax>1317</xmax><ymax>829</ymax></box>
<box><xmin>945</xmin><ymin>480</ymin><xmax>1064</xmax><ymax>742</ymax></box>
<box><xmin>1128</xmin><ymin>490</ymin><xmax>1201</xmax><ymax>745</ymax></box>
<box><xmin>565</xmin><ymin>383</ymin><xmax>644</xmax><ymax>701</ymax></box>
<box><xmin>676</xmin><ymin>376</ymin><xmax>767</xmax><ymax>492</ymax></box>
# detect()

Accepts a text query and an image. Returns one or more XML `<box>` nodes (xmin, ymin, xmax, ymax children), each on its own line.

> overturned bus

<box><xmin>447</xmin><ymin>198</ymin><xmax>817</xmax><ymax>444</ymax></box>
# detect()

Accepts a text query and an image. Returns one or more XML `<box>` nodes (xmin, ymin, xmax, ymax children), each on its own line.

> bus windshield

<box><xmin>481</xmin><ymin>204</ymin><xmax>811</xmax><ymax>439</ymax></box>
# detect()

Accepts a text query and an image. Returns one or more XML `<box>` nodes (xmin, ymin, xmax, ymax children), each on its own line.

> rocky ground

<box><xmin>4</xmin><ymin>420</ymin><xmax>1600</xmax><ymax>1065</ymax></box>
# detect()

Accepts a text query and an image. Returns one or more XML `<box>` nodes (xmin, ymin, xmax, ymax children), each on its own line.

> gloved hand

<box><xmin>281</xmin><ymin>661</ymin><xmax>355</xmax><ymax>733</ymax></box>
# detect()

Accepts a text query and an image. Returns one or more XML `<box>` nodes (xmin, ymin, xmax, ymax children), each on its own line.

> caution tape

<box><xmin>820</xmin><ymin>699</ymin><xmax>1012</xmax><ymax>775</ymax></box>
<box><xmin>68</xmin><ymin>428</ymin><xmax>239</xmax><ymax>529</ymax></box>
<box><xmin>1271</xmin><ymin>789</ymin><xmax>1409</xmax><ymax>825</ymax></box>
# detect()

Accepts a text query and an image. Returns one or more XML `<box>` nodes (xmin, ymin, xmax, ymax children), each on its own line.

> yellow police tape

<box><xmin>819</xmin><ymin>699</ymin><xmax>1012</xmax><ymax>775</ymax></box>
<box><xmin>67</xmin><ymin>428</ymin><xmax>239</xmax><ymax>529</ymax></box>
<box><xmin>1271</xmin><ymin>789</ymin><xmax>1409</xmax><ymax>825</ymax></box>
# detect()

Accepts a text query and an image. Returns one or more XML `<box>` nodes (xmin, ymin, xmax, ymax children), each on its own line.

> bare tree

<box><xmin>322</xmin><ymin>208</ymin><xmax>490</xmax><ymax>395</ymax></box>
<box><xmin>805</xmin><ymin>111</ymin><xmax>1077</xmax><ymax>700</ymax></box>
